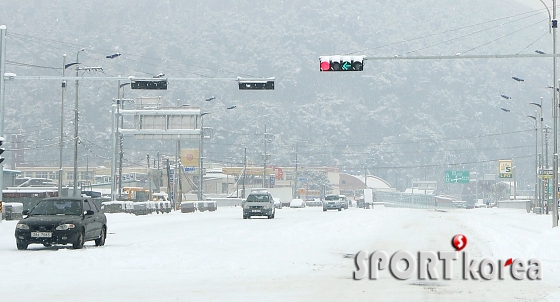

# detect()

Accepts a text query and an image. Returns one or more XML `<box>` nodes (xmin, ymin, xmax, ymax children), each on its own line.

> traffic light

<box><xmin>237</xmin><ymin>77</ymin><xmax>275</xmax><ymax>90</ymax></box>
<box><xmin>0</xmin><ymin>136</ymin><xmax>4</xmax><ymax>164</ymax></box>
<box><xmin>131</xmin><ymin>79</ymin><xmax>168</xmax><ymax>90</ymax></box>
<box><xmin>319</xmin><ymin>55</ymin><xmax>365</xmax><ymax>71</ymax></box>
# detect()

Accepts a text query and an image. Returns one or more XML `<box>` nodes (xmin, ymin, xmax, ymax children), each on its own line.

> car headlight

<box><xmin>56</xmin><ymin>224</ymin><xmax>76</xmax><ymax>231</ymax></box>
<box><xmin>16</xmin><ymin>223</ymin><xmax>29</xmax><ymax>230</ymax></box>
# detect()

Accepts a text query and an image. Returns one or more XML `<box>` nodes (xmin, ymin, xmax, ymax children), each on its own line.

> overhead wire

<box><xmin>346</xmin><ymin>6</ymin><xmax>552</xmax><ymax>55</ymax></box>
<box><xmin>7</xmin><ymin>32</ymin><xmax>260</xmax><ymax>78</ymax></box>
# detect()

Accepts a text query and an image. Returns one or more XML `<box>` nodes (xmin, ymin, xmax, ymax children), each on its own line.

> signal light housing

<box><xmin>237</xmin><ymin>77</ymin><xmax>275</xmax><ymax>90</ymax></box>
<box><xmin>319</xmin><ymin>55</ymin><xmax>365</xmax><ymax>72</ymax></box>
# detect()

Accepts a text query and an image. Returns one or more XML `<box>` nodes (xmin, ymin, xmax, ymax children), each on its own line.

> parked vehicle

<box><xmin>243</xmin><ymin>191</ymin><xmax>275</xmax><ymax>219</ymax></box>
<box><xmin>305</xmin><ymin>199</ymin><xmax>322</xmax><ymax>207</ymax></box>
<box><xmin>4</xmin><ymin>202</ymin><xmax>23</xmax><ymax>220</ymax></box>
<box><xmin>273</xmin><ymin>198</ymin><xmax>283</xmax><ymax>209</ymax></box>
<box><xmin>198</xmin><ymin>201</ymin><xmax>217</xmax><ymax>212</ymax></box>
<box><xmin>323</xmin><ymin>194</ymin><xmax>342</xmax><ymax>211</ymax></box>
<box><xmin>101</xmin><ymin>201</ymin><xmax>134</xmax><ymax>213</ymax></box>
<box><xmin>14</xmin><ymin>197</ymin><xmax>107</xmax><ymax>250</ymax></box>
<box><xmin>132</xmin><ymin>202</ymin><xmax>153</xmax><ymax>215</ymax></box>
<box><xmin>180</xmin><ymin>201</ymin><xmax>197</xmax><ymax>213</ymax></box>
<box><xmin>289</xmin><ymin>199</ymin><xmax>306</xmax><ymax>208</ymax></box>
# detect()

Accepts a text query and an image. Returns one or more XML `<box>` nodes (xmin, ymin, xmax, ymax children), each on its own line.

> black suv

<box><xmin>14</xmin><ymin>197</ymin><xmax>108</xmax><ymax>250</ymax></box>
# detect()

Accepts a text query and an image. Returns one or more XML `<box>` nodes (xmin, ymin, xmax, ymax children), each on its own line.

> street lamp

<box><xmin>536</xmin><ymin>0</ymin><xmax>558</xmax><ymax>225</ymax></box>
<box><xmin>197</xmin><ymin>98</ymin><xmax>234</xmax><ymax>201</ymax></box>
<box><xmin>527</xmin><ymin>114</ymin><xmax>540</xmax><ymax>212</ymax></box>
<box><xmin>530</xmin><ymin>99</ymin><xmax>546</xmax><ymax>212</ymax></box>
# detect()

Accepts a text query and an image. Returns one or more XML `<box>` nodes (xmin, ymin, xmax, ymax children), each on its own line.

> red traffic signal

<box><xmin>320</xmin><ymin>55</ymin><xmax>365</xmax><ymax>72</ymax></box>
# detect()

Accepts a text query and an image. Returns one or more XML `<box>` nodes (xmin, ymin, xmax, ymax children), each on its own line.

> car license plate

<box><xmin>252</xmin><ymin>210</ymin><xmax>260</xmax><ymax>212</ymax></box>
<box><xmin>31</xmin><ymin>232</ymin><xmax>52</xmax><ymax>238</ymax></box>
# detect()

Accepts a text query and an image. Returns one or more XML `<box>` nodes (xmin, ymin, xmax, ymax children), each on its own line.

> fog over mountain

<box><xmin>0</xmin><ymin>0</ymin><xmax>554</xmax><ymax>190</ymax></box>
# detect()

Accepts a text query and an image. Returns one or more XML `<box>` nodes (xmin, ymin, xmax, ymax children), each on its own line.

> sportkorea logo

<box><xmin>353</xmin><ymin>234</ymin><xmax>542</xmax><ymax>281</ymax></box>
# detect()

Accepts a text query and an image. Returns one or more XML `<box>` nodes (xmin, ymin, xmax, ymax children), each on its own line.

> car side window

<box><xmin>88</xmin><ymin>201</ymin><xmax>99</xmax><ymax>212</ymax></box>
<box><xmin>83</xmin><ymin>200</ymin><xmax>92</xmax><ymax>212</ymax></box>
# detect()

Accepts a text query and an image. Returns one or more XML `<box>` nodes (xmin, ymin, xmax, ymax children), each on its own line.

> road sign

<box><xmin>538</xmin><ymin>169</ymin><xmax>554</xmax><ymax>179</ymax></box>
<box><xmin>269</xmin><ymin>175</ymin><xmax>275</xmax><ymax>188</ymax></box>
<box><xmin>444</xmin><ymin>170</ymin><xmax>470</xmax><ymax>184</ymax></box>
<box><xmin>131</xmin><ymin>79</ymin><xmax>168</xmax><ymax>90</ymax></box>
<box><xmin>498</xmin><ymin>160</ymin><xmax>513</xmax><ymax>178</ymax></box>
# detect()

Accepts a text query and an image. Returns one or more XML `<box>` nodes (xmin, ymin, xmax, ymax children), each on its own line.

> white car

<box><xmin>289</xmin><ymin>199</ymin><xmax>306</xmax><ymax>208</ymax></box>
<box><xmin>273</xmin><ymin>198</ymin><xmax>283</xmax><ymax>209</ymax></box>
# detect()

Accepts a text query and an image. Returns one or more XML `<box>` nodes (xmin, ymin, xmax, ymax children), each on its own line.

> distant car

<box><xmin>14</xmin><ymin>197</ymin><xmax>107</xmax><ymax>250</ymax></box>
<box><xmin>323</xmin><ymin>194</ymin><xmax>342</xmax><ymax>211</ymax></box>
<box><xmin>289</xmin><ymin>199</ymin><xmax>306</xmax><ymax>208</ymax></box>
<box><xmin>305</xmin><ymin>199</ymin><xmax>323</xmax><ymax>207</ymax></box>
<box><xmin>356</xmin><ymin>198</ymin><xmax>365</xmax><ymax>208</ymax></box>
<box><xmin>339</xmin><ymin>195</ymin><xmax>349</xmax><ymax>210</ymax></box>
<box><xmin>243</xmin><ymin>191</ymin><xmax>275</xmax><ymax>219</ymax></box>
<box><xmin>273</xmin><ymin>198</ymin><xmax>283</xmax><ymax>209</ymax></box>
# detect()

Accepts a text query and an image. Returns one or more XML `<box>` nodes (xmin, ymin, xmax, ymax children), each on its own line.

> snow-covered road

<box><xmin>1</xmin><ymin>205</ymin><xmax>559</xmax><ymax>301</ymax></box>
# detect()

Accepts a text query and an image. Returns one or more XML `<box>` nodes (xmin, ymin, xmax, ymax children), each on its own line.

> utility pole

<box><xmin>166</xmin><ymin>158</ymin><xmax>172</xmax><ymax>209</ymax></box>
<box><xmin>552</xmin><ymin>0</ymin><xmax>558</xmax><ymax>227</ymax></box>
<box><xmin>294</xmin><ymin>142</ymin><xmax>298</xmax><ymax>199</ymax></box>
<box><xmin>545</xmin><ymin>126</ymin><xmax>551</xmax><ymax>214</ymax></box>
<box><xmin>243</xmin><ymin>147</ymin><xmax>247</xmax><ymax>198</ymax></box>
<box><xmin>110</xmin><ymin>103</ymin><xmax>117</xmax><ymax>201</ymax></box>
<box><xmin>58</xmin><ymin>54</ymin><xmax>66</xmax><ymax>196</ymax></box>
<box><xmin>198</xmin><ymin>115</ymin><xmax>205</xmax><ymax>201</ymax></box>
<box><xmin>147</xmin><ymin>154</ymin><xmax>151</xmax><ymax>201</ymax></box>
<box><xmin>73</xmin><ymin>48</ymin><xmax>84</xmax><ymax>197</ymax></box>
<box><xmin>263</xmin><ymin>124</ymin><xmax>267</xmax><ymax>188</ymax></box>
<box><xmin>0</xmin><ymin>25</ymin><xmax>6</xmax><ymax>222</ymax></box>
<box><xmin>115</xmin><ymin>80</ymin><xmax>122</xmax><ymax>199</ymax></box>
<box><xmin>175</xmin><ymin>138</ymin><xmax>180</xmax><ymax>206</ymax></box>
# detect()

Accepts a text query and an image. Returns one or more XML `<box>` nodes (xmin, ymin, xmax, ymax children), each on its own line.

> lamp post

<box><xmin>197</xmin><ymin>99</ymin><xmax>234</xmax><ymax>200</ymax></box>
<box><xmin>530</xmin><ymin>99</ymin><xmax>545</xmax><ymax>212</ymax></box>
<box><xmin>527</xmin><ymin>114</ymin><xmax>539</xmax><ymax>212</ymax></box>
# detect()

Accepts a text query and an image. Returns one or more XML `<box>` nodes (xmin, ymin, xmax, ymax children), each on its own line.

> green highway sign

<box><xmin>444</xmin><ymin>170</ymin><xmax>470</xmax><ymax>184</ymax></box>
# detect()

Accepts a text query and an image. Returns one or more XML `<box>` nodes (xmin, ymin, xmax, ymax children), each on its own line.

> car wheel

<box><xmin>323</xmin><ymin>208</ymin><xmax>327</xmax><ymax>212</ymax></box>
<box><xmin>16</xmin><ymin>242</ymin><xmax>28</xmax><ymax>250</ymax></box>
<box><xmin>73</xmin><ymin>230</ymin><xmax>85</xmax><ymax>249</ymax></box>
<box><xmin>338</xmin><ymin>208</ymin><xmax>341</xmax><ymax>211</ymax></box>
<box><xmin>95</xmin><ymin>226</ymin><xmax>107</xmax><ymax>246</ymax></box>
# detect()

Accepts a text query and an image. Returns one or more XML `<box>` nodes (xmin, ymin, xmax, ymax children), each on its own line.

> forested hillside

<box><xmin>0</xmin><ymin>0</ymin><xmax>554</xmax><ymax>189</ymax></box>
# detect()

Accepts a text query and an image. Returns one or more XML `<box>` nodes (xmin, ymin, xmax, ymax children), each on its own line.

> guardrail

<box><xmin>375</xmin><ymin>191</ymin><xmax>458</xmax><ymax>210</ymax></box>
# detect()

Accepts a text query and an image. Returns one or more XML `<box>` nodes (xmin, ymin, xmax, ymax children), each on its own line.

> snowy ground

<box><xmin>1</xmin><ymin>205</ymin><xmax>559</xmax><ymax>301</ymax></box>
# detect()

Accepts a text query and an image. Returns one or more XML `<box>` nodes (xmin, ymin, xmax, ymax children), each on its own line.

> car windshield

<box><xmin>246</xmin><ymin>194</ymin><xmax>269</xmax><ymax>202</ymax></box>
<box><xmin>325</xmin><ymin>195</ymin><xmax>339</xmax><ymax>201</ymax></box>
<box><xmin>30</xmin><ymin>199</ymin><xmax>82</xmax><ymax>216</ymax></box>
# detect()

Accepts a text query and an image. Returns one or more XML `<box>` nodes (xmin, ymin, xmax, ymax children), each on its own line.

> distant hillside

<box><xmin>0</xmin><ymin>0</ymin><xmax>553</xmax><ymax>190</ymax></box>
